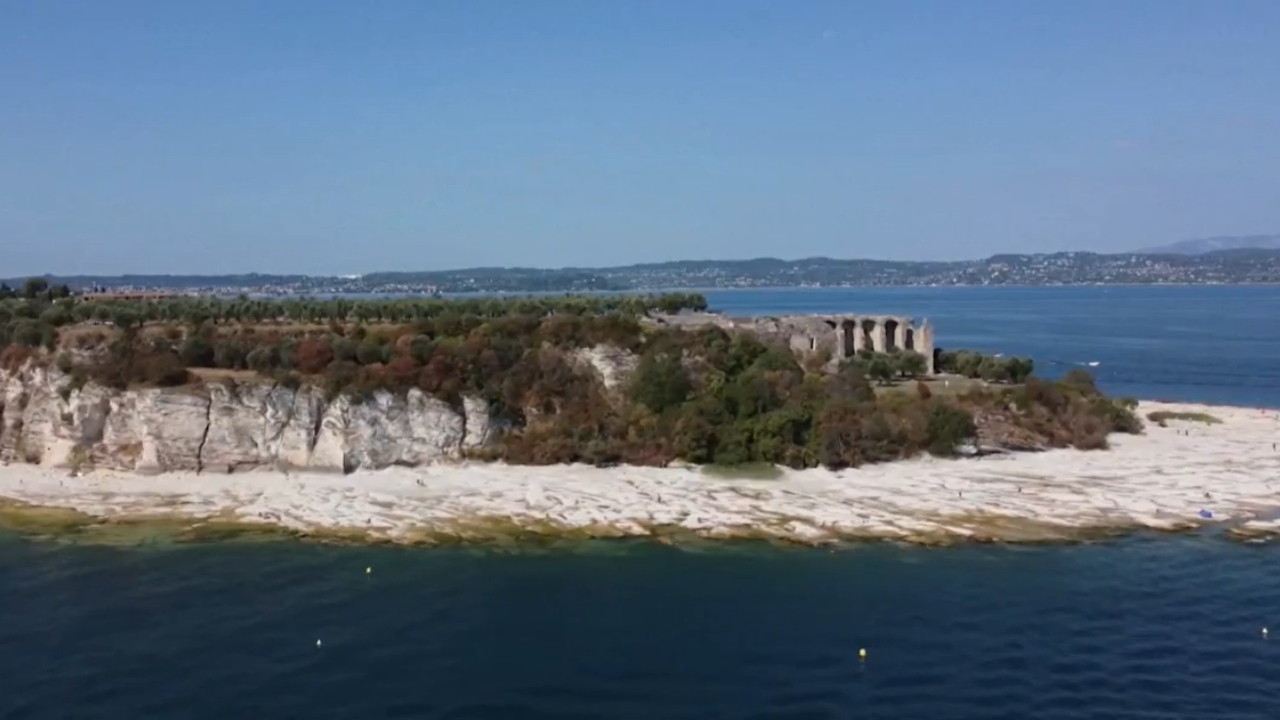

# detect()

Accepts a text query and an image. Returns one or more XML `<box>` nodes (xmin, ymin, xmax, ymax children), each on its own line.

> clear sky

<box><xmin>3</xmin><ymin>0</ymin><xmax>1279</xmax><ymax>276</ymax></box>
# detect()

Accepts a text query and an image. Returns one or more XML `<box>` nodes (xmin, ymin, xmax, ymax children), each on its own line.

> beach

<box><xmin>1</xmin><ymin>401</ymin><xmax>1278</xmax><ymax>545</ymax></box>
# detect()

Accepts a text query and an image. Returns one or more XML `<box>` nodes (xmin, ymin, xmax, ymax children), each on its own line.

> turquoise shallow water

<box><xmin>2</xmin><ymin>285</ymin><xmax>1279</xmax><ymax>719</ymax></box>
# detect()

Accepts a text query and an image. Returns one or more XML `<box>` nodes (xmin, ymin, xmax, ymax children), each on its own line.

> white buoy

<box><xmin>1264</xmin><ymin>627</ymin><xmax>1269</xmax><ymax>639</ymax></box>
<box><xmin>366</xmin><ymin>566</ymin><xmax>372</xmax><ymax>576</ymax></box>
<box><xmin>316</xmin><ymin>639</ymin><xmax>322</xmax><ymax>648</ymax></box>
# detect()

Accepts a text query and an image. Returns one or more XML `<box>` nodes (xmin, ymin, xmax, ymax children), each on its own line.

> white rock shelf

<box><xmin>2</xmin><ymin>393</ymin><xmax>1279</xmax><ymax>546</ymax></box>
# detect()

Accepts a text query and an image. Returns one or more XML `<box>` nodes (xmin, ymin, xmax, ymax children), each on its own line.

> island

<box><xmin>1</xmin><ymin>290</ymin><xmax>1277</xmax><ymax>546</ymax></box>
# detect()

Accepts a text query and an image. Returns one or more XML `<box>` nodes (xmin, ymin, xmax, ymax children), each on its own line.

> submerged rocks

<box><xmin>0</xmin><ymin>363</ymin><xmax>494</xmax><ymax>474</ymax></box>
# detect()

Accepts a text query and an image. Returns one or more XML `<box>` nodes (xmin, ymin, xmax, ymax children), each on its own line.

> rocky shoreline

<box><xmin>1</xmin><ymin>401</ymin><xmax>1278</xmax><ymax>547</ymax></box>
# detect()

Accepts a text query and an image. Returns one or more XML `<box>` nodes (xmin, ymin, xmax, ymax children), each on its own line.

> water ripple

<box><xmin>2</xmin><ymin>538</ymin><xmax>1279</xmax><ymax>719</ymax></box>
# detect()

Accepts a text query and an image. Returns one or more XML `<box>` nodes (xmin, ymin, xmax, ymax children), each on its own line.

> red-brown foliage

<box><xmin>294</xmin><ymin>338</ymin><xmax>334</xmax><ymax>374</ymax></box>
<box><xmin>0</xmin><ymin>345</ymin><xmax>35</xmax><ymax>372</ymax></box>
<box><xmin>383</xmin><ymin>355</ymin><xmax>420</xmax><ymax>390</ymax></box>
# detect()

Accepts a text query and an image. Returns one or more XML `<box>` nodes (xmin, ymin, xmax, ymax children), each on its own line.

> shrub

<box><xmin>138</xmin><ymin>352</ymin><xmax>190</xmax><ymax>387</ymax></box>
<box><xmin>1146</xmin><ymin>410</ymin><xmax>1219</xmax><ymax>427</ymax></box>
<box><xmin>213</xmin><ymin>340</ymin><xmax>248</xmax><ymax>370</ymax></box>
<box><xmin>925</xmin><ymin>402</ymin><xmax>977</xmax><ymax>456</ymax></box>
<box><xmin>355</xmin><ymin>339</ymin><xmax>388</xmax><ymax>366</ymax></box>
<box><xmin>180</xmin><ymin>335</ymin><xmax>214</xmax><ymax>367</ymax></box>
<box><xmin>331</xmin><ymin>336</ymin><xmax>359</xmax><ymax>363</ymax></box>
<box><xmin>1061</xmin><ymin>368</ymin><xmax>1098</xmax><ymax>394</ymax></box>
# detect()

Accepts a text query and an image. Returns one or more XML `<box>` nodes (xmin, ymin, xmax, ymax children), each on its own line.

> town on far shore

<box><xmin>3</xmin><ymin>242</ymin><xmax>1279</xmax><ymax>299</ymax></box>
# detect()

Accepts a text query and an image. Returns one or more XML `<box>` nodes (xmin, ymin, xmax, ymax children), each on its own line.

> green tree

<box><xmin>629</xmin><ymin>351</ymin><xmax>692</xmax><ymax>413</ymax></box>
<box><xmin>21</xmin><ymin>278</ymin><xmax>49</xmax><ymax>300</ymax></box>
<box><xmin>895</xmin><ymin>351</ymin><xmax>928</xmax><ymax>378</ymax></box>
<box><xmin>866</xmin><ymin>355</ymin><xmax>895</xmax><ymax>385</ymax></box>
<box><xmin>179</xmin><ymin>334</ymin><xmax>214</xmax><ymax>367</ymax></box>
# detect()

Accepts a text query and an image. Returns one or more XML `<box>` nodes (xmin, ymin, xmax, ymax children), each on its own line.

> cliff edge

<box><xmin>0</xmin><ymin>364</ymin><xmax>495</xmax><ymax>474</ymax></box>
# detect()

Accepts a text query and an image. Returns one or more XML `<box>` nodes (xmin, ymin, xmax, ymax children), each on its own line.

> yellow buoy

<box><xmin>858</xmin><ymin>648</ymin><xmax>867</xmax><ymax>660</ymax></box>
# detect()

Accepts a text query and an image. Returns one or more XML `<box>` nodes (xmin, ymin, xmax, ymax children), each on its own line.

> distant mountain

<box><xmin>1139</xmin><ymin>234</ymin><xmax>1280</xmax><ymax>255</ymax></box>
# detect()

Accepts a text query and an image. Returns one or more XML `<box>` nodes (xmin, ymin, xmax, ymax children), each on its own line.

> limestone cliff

<box><xmin>0</xmin><ymin>364</ymin><xmax>498</xmax><ymax>474</ymax></box>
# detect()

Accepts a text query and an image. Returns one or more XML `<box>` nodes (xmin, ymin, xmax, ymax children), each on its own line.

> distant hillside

<box><xmin>1139</xmin><ymin>234</ymin><xmax>1280</xmax><ymax>255</ymax></box>
<box><xmin>6</xmin><ymin>248</ymin><xmax>1280</xmax><ymax>293</ymax></box>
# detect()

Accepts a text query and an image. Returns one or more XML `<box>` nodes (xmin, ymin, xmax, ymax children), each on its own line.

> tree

<box><xmin>21</xmin><ymin>278</ymin><xmax>48</xmax><ymax>300</ymax></box>
<box><xmin>1003</xmin><ymin>357</ymin><xmax>1034</xmax><ymax>383</ymax></box>
<box><xmin>895</xmin><ymin>351</ymin><xmax>928</xmax><ymax>378</ymax></box>
<box><xmin>866</xmin><ymin>355</ymin><xmax>895</xmax><ymax>385</ymax></box>
<box><xmin>110</xmin><ymin>308</ymin><xmax>140</xmax><ymax>331</ymax></box>
<box><xmin>10</xmin><ymin>320</ymin><xmax>43</xmax><ymax>346</ymax></box>
<box><xmin>294</xmin><ymin>338</ymin><xmax>335</xmax><ymax>374</ymax></box>
<box><xmin>629</xmin><ymin>351</ymin><xmax>692</xmax><ymax>414</ymax></box>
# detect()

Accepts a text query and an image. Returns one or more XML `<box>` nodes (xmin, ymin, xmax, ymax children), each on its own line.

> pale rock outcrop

<box><xmin>0</xmin><ymin>363</ymin><xmax>496</xmax><ymax>474</ymax></box>
<box><xmin>572</xmin><ymin>345</ymin><xmax>637</xmax><ymax>392</ymax></box>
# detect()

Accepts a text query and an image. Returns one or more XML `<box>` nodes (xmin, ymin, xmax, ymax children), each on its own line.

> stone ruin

<box><xmin>647</xmin><ymin>312</ymin><xmax>935</xmax><ymax>374</ymax></box>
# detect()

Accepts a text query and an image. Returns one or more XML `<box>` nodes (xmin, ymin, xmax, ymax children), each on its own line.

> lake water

<box><xmin>2</xmin><ymin>286</ymin><xmax>1279</xmax><ymax>719</ymax></box>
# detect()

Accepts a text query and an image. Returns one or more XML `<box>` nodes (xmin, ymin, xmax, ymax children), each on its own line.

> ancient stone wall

<box><xmin>649</xmin><ymin>312</ymin><xmax>936</xmax><ymax>374</ymax></box>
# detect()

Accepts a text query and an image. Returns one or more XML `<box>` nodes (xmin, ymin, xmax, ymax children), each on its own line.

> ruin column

<box><xmin>894</xmin><ymin>319</ymin><xmax>909</xmax><ymax>352</ymax></box>
<box><xmin>917</xmin><ymin>321</ymin><xmax>935</xmax><ymax>374</ymax></box>
<box><xmin>872</xmin><ymin>319</ymin><xmax>887</xmax><ymax>354</ymax></box>
<box><xmin>850</xmin><ymin>318</ymin><xmax>864</xmax><ymax>355</ymax></box>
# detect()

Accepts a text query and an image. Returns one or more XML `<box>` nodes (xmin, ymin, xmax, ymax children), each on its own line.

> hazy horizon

<box><xmin>4</xmin><ymin>0</ymin><xmax>1280</xmax><ymax>276</ymax></box>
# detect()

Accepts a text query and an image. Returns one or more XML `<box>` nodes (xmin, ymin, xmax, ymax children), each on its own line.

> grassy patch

<box><xmin>1146</xmin><ymin>410</ymin><xmax>1222</xmax><ymax>427</ymax></box>
<box><xmin>700</xmin><ymin>462</ymin><xmax>785</xmax><ymax>481</ymax></box>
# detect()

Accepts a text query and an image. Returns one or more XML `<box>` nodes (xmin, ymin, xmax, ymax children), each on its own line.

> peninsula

<box><xmin>1</xmin><ymin>289</ymin><xmax>1277</xmax><ymax>546</ymax></box>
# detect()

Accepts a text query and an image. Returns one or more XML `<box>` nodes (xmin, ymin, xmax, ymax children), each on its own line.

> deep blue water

<box><xmin>2</xmin><ymin>286</ymin><xmax>1279</xmax><ymax>719</ymax></box>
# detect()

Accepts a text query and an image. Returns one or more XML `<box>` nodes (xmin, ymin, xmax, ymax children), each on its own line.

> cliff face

<box><xmin>0</xmin><ymin>364</ymin><xmax>497</xmax><ymax>474</ymax></box>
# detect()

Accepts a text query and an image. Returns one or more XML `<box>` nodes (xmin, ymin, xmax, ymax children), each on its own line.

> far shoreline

<box><xmin>2</xmin><ymin>400</ymin><xmax>1278</xmax><ymax>550</ymax></box>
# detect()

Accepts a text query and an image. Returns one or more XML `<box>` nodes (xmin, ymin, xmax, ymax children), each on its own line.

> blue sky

<box><xmin>3</xmin><ymin>0</ymin><xmax>1279</xmax><ymax>275</ymax></box>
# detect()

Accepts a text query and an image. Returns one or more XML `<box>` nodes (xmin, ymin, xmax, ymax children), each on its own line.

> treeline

<box><xmin>0</xmin><ymin>278</ymin><xmax>71</xmax><ymax>302</ymax></box>
<box><xmin>842</xmin><ymin>350</ymin><xmax>930</xmax><ymax>384</ymax></box>
<box><xmin>936</xmin><ymin>349</ymin><xmax>1034</xmax><ymax>384</ymax></box>
<box><xmin>0</xmin><ymin>292</ymin><xmax>708</xmax><ymax>350</ymax></box>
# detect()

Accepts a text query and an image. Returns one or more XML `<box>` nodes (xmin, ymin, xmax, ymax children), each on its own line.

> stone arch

<box><xmin>859</xmin><ymin>319</ymin><xmax>878</xmax><ymax>353</ymax></box>
<box><xmin>884</xmin><ymin>318</ymin><xmax>900</xmax><ymax>352</ymax></box>
<box><xmin>839</xmin><ymin>319</ymin><xmax>857</xmax><ymax>357</ymax></box>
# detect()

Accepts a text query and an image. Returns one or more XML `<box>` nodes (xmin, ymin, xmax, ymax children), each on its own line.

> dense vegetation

<box><xmin>0</xmin><ymin>289</ymin><xmax>1140</xmax><ymax>470</ymax></box>
<box><xmin>936</xmin><ymin>349</ymin><xmax>1035</xmax><ymax>384</ymax></box>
